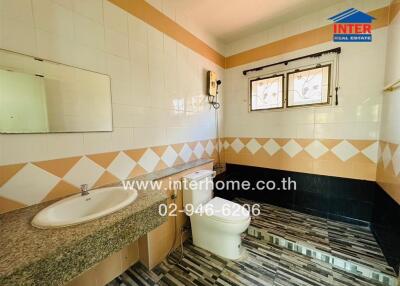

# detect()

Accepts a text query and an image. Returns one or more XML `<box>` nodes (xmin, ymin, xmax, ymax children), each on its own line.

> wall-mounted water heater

<box><xmin>207</xmin><ymin>71</ymin><xmax>218</xmax><ymax>96</ymax></box>
<box><xmin>206</xmin><ymin>71</ymin><xmax>221</xmax><ymax>109</ymax></box>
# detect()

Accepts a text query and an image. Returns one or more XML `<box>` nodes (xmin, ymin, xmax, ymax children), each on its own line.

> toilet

<box><xmin>182</xmin><ymin>170</ymin><xmax>251</xmax><ymax>260</ymax></box>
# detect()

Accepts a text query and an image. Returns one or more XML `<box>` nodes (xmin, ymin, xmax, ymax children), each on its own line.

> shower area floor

<box><xmin>109</xmin><ymin>199</ymin><xmax>398</xmax><ymax>286</ymax></box>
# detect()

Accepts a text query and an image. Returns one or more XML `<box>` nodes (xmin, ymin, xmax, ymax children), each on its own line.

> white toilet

<box><xmin>182</xmin><ymin>170</ymin><xmax>251</xmax><ymax>260</ymax></box>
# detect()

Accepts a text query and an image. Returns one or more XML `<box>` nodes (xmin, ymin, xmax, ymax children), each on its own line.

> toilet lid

<box><xmin>203</xmin><ymin>197</ymin><xmax>250</xmax><ymax>223</ymax></box>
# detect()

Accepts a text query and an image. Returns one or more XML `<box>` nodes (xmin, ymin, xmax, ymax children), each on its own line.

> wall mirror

<box><xmin>0</xmin><ymin>49</ymin><xmax>112</xmax><ymax>133</ymax></box>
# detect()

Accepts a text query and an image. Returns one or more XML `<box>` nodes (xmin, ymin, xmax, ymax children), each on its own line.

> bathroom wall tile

<box><xmin>46</xmin><ymin>133</ymin><xmax>84</xmax><ymax>160</ymax></box>
<box><xmin>161</xmin><ymin>0</ymin><xmax>176</xmax><ymax>21</ymax></box>
<box><xmin>74</xmin><ymin>44</ymin><xmax>107</xmax><ymax>73</ymax></box>
<box><xmin>0</xmin><ymin>163</ymin><xmax>26</xmax><ymax>188</ymax></box>
<box><xmin>87</xmin><ymin>151</ymin><xmax>119</xmax><ymax>169</ymax></box>
<box><xmin>106</xmin><ymin>54</ymin><xmax>130</xmax><ymax>82</ymax></box>
<box><xmin>148</xmin><ymin>44</ymin><xmax>164</xmax><ymax>69</ymax></box>
<box><xmin>33</xmin><ymin>156</ymin><xmax>81</xmax><ymax>178</ymax></box>
<box><xmin>74</xmin><ymin>14</ymin><xmax>105</xmax><ymax>50</ymax></box>
<box><xmin>0</xmin><ymin>163</ymin><xmax>60</xmax><ymax>205</ymax></box>
<box><xmin>0</xmin><ymin>196</ymin><xmax>27</xmax><ymax>214</ymax></box>
<box><xmin>0</xmin><ymin>17</ymin><xmax>37</xmax><ymax>56</ymax></box>
<box><xmin>129</xmin><ymin>39</ymin><xmax>148</xmax><ymax>66</ymax></box>
<box><xmin>224</xmin><ymin>137</ymin><xmax>378</xmax><ymax>181</ymax></box>
<box><xmin>83</xmin><ymin>132</ymin><xmax>113</xmax><ymax>155</ymax></box>
<box><xmin>138</xmin><ymin>148</ymin><xmax>160</xmax><ymax>173</ymax></box>
<box><xmin>0</xmin><ymin>0</ymin><xmax>34</xmax><ymax>24</ymax></box>
<box><xmin>147</xmin><ymin>25</ymin><xmax>163</xmax><ymax>50</ymax></box>
<box><xmin>1</xmin><ymin>135</ymin><xmax>48</xmax><ymax>165</ymax></box>
<box><xmin>0</xmin><ymin>0</ymin><xmax>225</xmax><ymax>214</ymax></box>
<box><xmin>0</xmin><ymin>136</ymin><xmax>219</xmax><ymax>212</ymax></box>
<box><xmin>104</xmin><ymin>28</ymin><xmax>129</xmax><ymax>59</ymax></box>
<box><xmin>36</xmin><ymin>29</ymin><xmax>76</xmax><ymax>65</ymax></box>
<box><xmin>103</xmin><ymin>0</ymin><xmax>128</xmax><ymax>34</ymax></box>
<box><xmin>128</xmin><ymin>16</ymin><xmax>148</xmax><ymax>46</ymax></box>
<box><xmin>112</xmin><ymin>104</ymin><xmax>134</xmax><ymax>128</ymax></box>
<box><xmin>32</xmin><ymin>0</ymin><xmax>75</xmax><ymax>40</ymax></box>
<box><xmin>111</xmin><ymin>128</ymin><xmax>134</xmax><ymax>151</ymax></box>
<box><xmin>52</xmin><ymin>0</ymin><xmax>73</xmax><ymax>10</ymax></box>
<box><xmin>0</xmin><ymin>136</ymin><xmax>2</xmax><ymax>166</ymax></box>
<box><xmin>72</xmin><ymin>0</ymin><xmax>103</xmax><ymax>24</ymax></box>
<box><xmin>178</xmin><ymin>143</ymin><xmax>193</xmax><ymax>163</ymax></box>
<box><xmin>130</xmin><ymin>62</ymin><xmax>151</xmax><ymax>107</ymax></box>
<box><xmin>148</xmin><ymin>63</ymin><xmax>166</xmax><ymax>108</ymax></box>
<box><xmin>361</xmin><ymin>141</ymin><xmax>380</xmax><ymax>164</ymax></box>
<box><xmin>107</xmin><ymin>151</ymin><xmax>136</xmax><ymax>180</ymax></box>
<box><xmin>133</xmin><ymin>127</ymin><xmax>166</xmax><ymax>149</ymax></box>
<box><xmin>110</xmin><ymin>79</ymin><xmax>132</xmax><ymax>105</ymax></box>
<box><xmin>63</xmin><ymin>156</ymin><xmax>104</xmax><ymax>188</ymax></box>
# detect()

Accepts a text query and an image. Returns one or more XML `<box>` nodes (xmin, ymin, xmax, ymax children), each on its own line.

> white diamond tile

<box><xmin>205</xmin><ymin>140</ymin><xmax>214</xmax><ymax>156</ymax></box>
<box><xmin>138</xmin><ymin>149</ymin><xmax>160</xmax><ymax>173</ymax></box>
<box><xmin>223</xmin><ymin>140</ymin><xmax>230</xmax><ymax>150</ymax></box>
<box><xmin>107</xmin><ymin>152</ymin><xmax>136</xmax><ymax>180</ymax></box>
<box><xmin>161</xmin><ymin>146</ymin><xmax>178</xmax><ymax>167</ymax></box>
<box><xmin>377</xmin><ymin>143</ymin><xmax>383</xmax><ymax>163</ymax></box>
<box><xmin>392</xmin><ymin>146</ymin><xmax>400</xmax><ymax>176</ymax></box>
<box><xmin>246</xmin><ymin>138</ymin><xmax>261</xmax><ymax>155</ymax></box>
<box><xmin>305</xmin><ymin>140</ymin><xmax>329</xmax><ymax>159</ymax></box>
<box><xmin>381</xmin><ymin>145</ymin><xmax>392</xmax><ymax>169</ymax></box>
<box><xmin>263</xmin><ymin>139</ymin><xmax>280</xmax><ymax>156</ymax></box>
<box><xmin>64</xmin><ymin>156</ymin><xmax>105</xmax><ymax>188</ymax></box>
<box><xmin>331</xmin><ymin>140</ymin><xmax>359</xmax><ymax>162</ymax></box>
<box><xmin>283</xmin><ymin>139</ymin><xmax>303</xmax><ymax>158</ymax></box>
<box><xmin>193</xmin><ymin>142</ymin><xmax>205</xmax><ymax>159</ymax></box>
<box><xmin>361</xmin><ymin>142</ymin><xmax>379</xmax><ymax>164</ymax></box>
<box><xmin>0</xmin><ymin>163</ymin><xmax>60</xmax><ymax>205</ymax></box>
<box><xmin>179</xmin><ymin>144</ymin><xmax>192</xmax><ymax>162</ymax></box>
<box><xmin>231</xmin><ymin>138</ymin><xmax>244</xmax><ymax>153</ymax></box>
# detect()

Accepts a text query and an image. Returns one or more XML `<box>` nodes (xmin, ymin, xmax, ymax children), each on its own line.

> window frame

<box><xmin>249</xmin><ymin>74</ymin><xmax>285</xmax><ymax>111</ymax></box>
<box><xmin>285</xmin><ymin>64</ymin><xmax>332</xmax><ymax>108</ymax></box>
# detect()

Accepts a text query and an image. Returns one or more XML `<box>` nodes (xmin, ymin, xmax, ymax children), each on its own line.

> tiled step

<box><xmin>247</xmin><ymin>225</ymin><xmax>397</xmax><ymax>286</ymax></box>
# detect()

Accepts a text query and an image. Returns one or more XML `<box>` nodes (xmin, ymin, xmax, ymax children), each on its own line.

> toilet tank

<box><xmin>182</xmin><ymin>170</ymin><xmax>215</xmax><ymax>209</ymax></box>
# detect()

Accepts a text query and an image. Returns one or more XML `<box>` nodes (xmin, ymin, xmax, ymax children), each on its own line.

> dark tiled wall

<box><xmin>216</xmin><ymin>164</ymin><xmax>375</xmax><ymax>225</ymax></box>
<box><xmin>215</xmin><ymin>164</ymin><xmax>400</xmax><ymax>274</ymax></box>
<box><xmin>371</xmin><ymin>187</ymin><xmax>400</xmax><ymax>275</ymax></box>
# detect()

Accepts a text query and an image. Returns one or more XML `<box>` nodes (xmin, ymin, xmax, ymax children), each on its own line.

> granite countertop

<box><xmin>0</xmin><ymin>159</ymin><xmax>213</xmax><ymax>286</ymax></box>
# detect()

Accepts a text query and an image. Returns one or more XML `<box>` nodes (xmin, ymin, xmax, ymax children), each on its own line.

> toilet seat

<box><xmin>200</xmin><ymin>197</ymin><xmax>250</xmax><ymax>224</ymax></box>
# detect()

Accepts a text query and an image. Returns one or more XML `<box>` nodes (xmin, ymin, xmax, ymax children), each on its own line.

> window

<box><xmin>287</xmin><ymin>65</ymin><xmax>331</xmax><ymax>107</ymax></box>
<box><xmin>250</xmin><ymin>74</ymin><xmax>284</xmax><ymax>110</ymax></box>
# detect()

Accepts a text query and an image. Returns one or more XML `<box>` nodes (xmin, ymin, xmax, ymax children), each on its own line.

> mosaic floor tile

<box><xmin>109</xmin><ymin>199</ymin><xmax>398</xmax><ymax>286</ymax></box>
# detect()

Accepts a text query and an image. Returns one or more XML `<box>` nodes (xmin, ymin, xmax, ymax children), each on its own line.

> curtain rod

<box><xmin>242</xmin><ymin>47</ymin><xmax>342</xmax><ymax>75</ymax></box>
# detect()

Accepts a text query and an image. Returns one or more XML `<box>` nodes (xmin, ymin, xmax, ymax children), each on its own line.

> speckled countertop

<box><xmin>0</xmin><ymin>159</ymin><xmax>212</xmax><ymax>286</ymax></box>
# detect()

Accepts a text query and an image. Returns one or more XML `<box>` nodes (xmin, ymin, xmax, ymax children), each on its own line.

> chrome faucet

<box><xmin>80</xmin><ymin>184</ymin><xmax>89</xmax><ymax>196</ymax></box>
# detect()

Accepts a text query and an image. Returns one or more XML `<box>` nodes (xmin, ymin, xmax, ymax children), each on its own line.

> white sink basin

<box><xmin>32</xmin><ymin>186</ymin><xmax>137</xmax><ymax>229</ymax></box>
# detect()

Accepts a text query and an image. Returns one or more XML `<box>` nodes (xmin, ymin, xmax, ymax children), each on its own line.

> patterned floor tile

<box><xmin>109</xmin><ymin>199</ymin><xmax>397</xmax><ymax>286</ymax></box>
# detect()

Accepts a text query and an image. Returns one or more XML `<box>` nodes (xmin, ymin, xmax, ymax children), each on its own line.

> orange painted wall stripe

<box><xmin>108</xmin><ymin>1</ymin><xmax>392</xmax><ymax>70</ymax></box>
<box><xmin>108</xmin><ymin>0</ymin><xmax>225</xmax><ymax>68</ymax></box>
<box><xmin>225</xmin><ymin>7</ymin><xmax>389</xmax><ymax>68</ymax></box>
<box><xmin>225</xmin><ymin>7</ymin><xmax>389</xmax><ymax>69</ymax></box>
<box><xmin>389</xmin><ymin>0</ymin><xmax>400</xmax><ymax>23</ymax></box>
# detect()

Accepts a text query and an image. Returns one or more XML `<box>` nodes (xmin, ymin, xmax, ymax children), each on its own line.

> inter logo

<box><xmin>328</xmin><ymin>8</ymin><xmax>375</xmax><ymax>42</ymax></box>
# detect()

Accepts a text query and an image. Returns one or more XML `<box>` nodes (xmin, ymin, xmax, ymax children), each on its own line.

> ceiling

<box><xmin>172</xmin><ymin>0</ymin><xmax>342</xmax><ymax>44</ymax></box>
